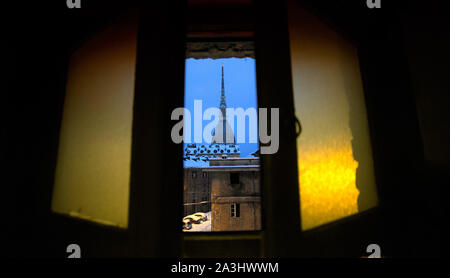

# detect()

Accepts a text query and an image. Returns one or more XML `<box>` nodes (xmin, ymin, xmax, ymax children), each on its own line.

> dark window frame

<box><xmin>231</xmin><ymin>203</ymin><xmax>240</xmax><ymax>218</ymax></box>
<box><xmin>44</xmin><ymin>0</ymin><xmax>423</xmax><ymax>259</ymax></box>
<box><xmin>230</xmin><ymin>172</ymin><xmax>240</xmax><ymax>185</ymax></box>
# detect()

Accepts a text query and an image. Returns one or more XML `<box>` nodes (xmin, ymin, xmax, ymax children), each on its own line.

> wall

<box><xmin>211</xmin><ymin>171</ymin><xmax>260</xmax><ymax>198</ymax></box>
<box><xmin>400</xmin><ymin>2</ymin><xmax>450</xmax><ymax>170</ymax></box>
<box><xmin>184</xmin><ymin>168</ymin><xmax>211</xmax><ymax>216</ymax></box>
<box><xmin>213</xmin><ymin>199</ymin><xmax>261</xmax><ymax>231</ymax></box>
<box><xmin>210</xmin><ymin>170</ymin><xmax>261</xmax><ymax>231</ymax></box>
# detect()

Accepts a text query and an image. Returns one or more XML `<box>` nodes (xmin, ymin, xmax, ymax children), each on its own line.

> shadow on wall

<box><xmin>335</xmin><ymin>35</ymin><xmax>379</xmax><ymax>213</ymax></box>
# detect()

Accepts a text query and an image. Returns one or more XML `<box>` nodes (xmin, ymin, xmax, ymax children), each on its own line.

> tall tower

<box><xmin>220</xmin><ymin>64</ymin><xmax>227</xmax><ymax>118</ymax></box>
<box><xmin>184</xmin><ymin>65</ymin><xmax>240</xmax><ymax>161</ymax></box>
<box><xmin>211</xmin><ymin>65</ymin><xmax>235</xmax><ymax>145</ymax></box>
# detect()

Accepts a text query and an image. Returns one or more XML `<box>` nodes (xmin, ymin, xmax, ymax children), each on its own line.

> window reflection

<box><xmin>287</xmin><ymin>1</ymin><xmax>378</xmax><ymax>230</ymax></box>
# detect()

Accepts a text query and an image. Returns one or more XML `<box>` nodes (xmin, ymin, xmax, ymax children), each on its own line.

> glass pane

<box><xmin>182</xmin><ymin>54</ymin><xmax>261</xmax><ymax>232</ymax></box>
<box><xmin>287</xmin><ymin>2</ymin><xmax>378</xmax><ymax>230</ymax></box>
<box><xmin>51</xmin><ymin>17</ymin><xmax>137</xmax><ymax>228</ymax></box>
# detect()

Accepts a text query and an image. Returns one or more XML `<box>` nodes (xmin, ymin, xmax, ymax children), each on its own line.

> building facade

<box><xmin>206</xmin><ymin>157</ymin><xmax>261</xmax><ymax>231</ymax></box>
<box><xmin>183</xmin><ymin>168</ymin><xmax>211</xmax><ymax>216</ymax></box>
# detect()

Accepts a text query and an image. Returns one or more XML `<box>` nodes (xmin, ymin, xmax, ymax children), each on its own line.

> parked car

<box><xmin>183</xmin><ymin>214</ymin><xmax>203</xmax><ymax>224</ymax></box>
<box><xmin>193</xmin><ymin>212</ymin><xmax>208</xmax><ymax>222</ymax></box>
<box><xmin>182</xmin><ymin>219</ymin><xmax>192</xmax><ymax>230</ymax></box>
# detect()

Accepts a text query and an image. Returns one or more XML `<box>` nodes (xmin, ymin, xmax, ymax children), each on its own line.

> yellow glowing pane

<box><xmin>288</xmin><ymin>1</ymin><xmax>378</xmax><ymax>230</ymax></box>
<box><xmin>298</xmin><ymin>138</ymin><xmax>360</xmax><ymax>229</ymax></box>
<box><xmin>51</xmin><ymin>15</ymin><xmax>137</xmax><ymax>228</ymax></box>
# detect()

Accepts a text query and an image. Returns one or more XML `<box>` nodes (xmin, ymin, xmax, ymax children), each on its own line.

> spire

<box><xmin>211</xmin><ymin>64</ymin><xmax>236</xmax><ymax>145</ymax></box>
<box><xmin>220</xmin><ymin>64</ymin><xmax>226</xmax><ymax>113</ymax></box>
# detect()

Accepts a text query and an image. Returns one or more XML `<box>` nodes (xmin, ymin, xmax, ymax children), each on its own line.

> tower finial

<box><xmin>220</xmin><ymin>64</ymin><xmax>226</xmax><ymax>112</ymax></box>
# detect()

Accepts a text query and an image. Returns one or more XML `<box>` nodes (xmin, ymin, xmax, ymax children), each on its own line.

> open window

<box><xmin>230</xmin><ymin>173</ymin><xmax>240</xmax><ymax>185</ymax></box>
<box><xmin>182</xmin><ymin>41</ymin><xmax>261</xmax><ymax>233</ymax></box>
<box><xmin>48</xmin><ymin>0</ymin><xmax>384</xmax><ymax>258</ymax></box>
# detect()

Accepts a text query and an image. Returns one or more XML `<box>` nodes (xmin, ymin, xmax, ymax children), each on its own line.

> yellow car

<box><xmin>193</xmin><ymin>212</ymin><xmax>208</xmax><ymax>222</ymax></box>
<box><xmin>183</xmin><ymin>214</ymin><xmax>203</xmax><ymax>224</ymax></box>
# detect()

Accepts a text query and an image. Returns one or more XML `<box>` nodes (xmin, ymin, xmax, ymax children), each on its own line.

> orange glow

<box><xmin>298</xmin><ymin>137</ymin><xmax>360</xmax><ymax>230</ymax></box>
<box><xmin>287</xmin><ymin>0</ymin><xmax>378</xmax><ymax>231</ymax></box>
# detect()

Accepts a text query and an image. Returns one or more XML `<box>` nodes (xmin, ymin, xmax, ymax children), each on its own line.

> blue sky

<box><xmin>183</xmin><ymin>57</ymin><xmax>259</xmax><ymax>167</ymax></box>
